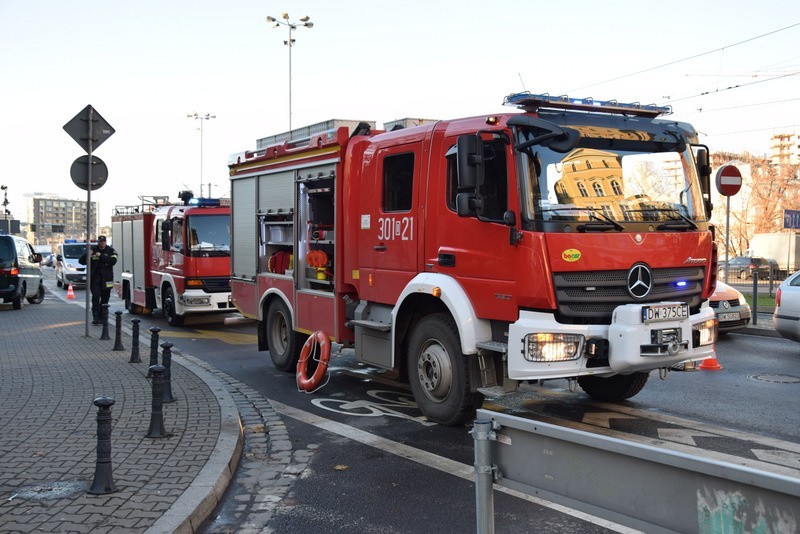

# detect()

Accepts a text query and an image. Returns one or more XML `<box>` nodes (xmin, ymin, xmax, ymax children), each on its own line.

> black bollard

<box><xmin>88</xmin><ymin>396</ymin><xmax>118</xmax><ymax>495</ymax></box>
<box><xmin>161</xmin><ymin>342</ymin><xmax>176</xmax><ymax>403</ymax></box>
<box><xmin>129</xmin><ymin>318</ymin><xmax>141</xmax><ymax>363</ymax></box>
<box><xmin>112</xmin><ymin>311</ymin><xmax>125</xmax><ymax>351</ymax></box>
<box><xmin>146</xmin><ymin>365</ymin><xmax>168</xmax><ymax>438</ymax></box>
<box><xmin>146</xmin><ymin>327</ymin><xmax>161</xmax><ymax>378</ymax></box>
<box><xmin>100</xmin><ymin>304</ymin><xmax>111</xmax><ymax>340</ymax></box>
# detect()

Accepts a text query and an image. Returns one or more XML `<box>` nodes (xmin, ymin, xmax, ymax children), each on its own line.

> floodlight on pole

<box><xmin>186</xmin><ymin>112</ymin><xmax>216</xmax><ymax>197</ymax></box>
<box><xmin>265</xmin><ymin>13</ymin><xmax>313</xmax><ymax>132</ymax></box>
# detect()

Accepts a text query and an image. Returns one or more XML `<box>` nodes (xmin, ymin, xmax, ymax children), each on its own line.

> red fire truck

<box><xmin>228</xmin><ymin>96</ymin><xmax>719</xmax><ymax>425</ymax></box>
<box><xmin>111</xmin><ymin>193</ymin><xmax>234</xmax><ymax>326</ymax></box>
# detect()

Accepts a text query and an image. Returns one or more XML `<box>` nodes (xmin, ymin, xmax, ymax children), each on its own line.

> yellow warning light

<box><xmin>486</xmin><ymin>116</ymin><xmax>499</xmax><ymax>125</ymax></box>
<box><xmin>432</xmin><ymin>287</ymin><xmax>442</xmax><ymax>298</ymax></box>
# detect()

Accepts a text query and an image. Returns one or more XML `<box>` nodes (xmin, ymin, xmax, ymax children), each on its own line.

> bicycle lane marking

<box><xmin>268</xmin><ymin>398</ymin><xmax>642</xmax><ymax>534</ymax></box>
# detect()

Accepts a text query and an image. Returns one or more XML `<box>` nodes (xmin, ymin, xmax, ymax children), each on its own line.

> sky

<box><xmin>1</xmin><ymin>0</ymin><xmax>798</xmax><ymax>227</ymax></box>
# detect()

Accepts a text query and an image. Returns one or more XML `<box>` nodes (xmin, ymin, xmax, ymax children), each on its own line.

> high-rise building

<box><xmin>770</xmin><ymin>131</ymin><xmax>799</xmax><ymax>167</ymax></box>
<box><xmin>24</xmin><ymin>193</ymin><xmax>98</xmax><ymax>246</ymax></box>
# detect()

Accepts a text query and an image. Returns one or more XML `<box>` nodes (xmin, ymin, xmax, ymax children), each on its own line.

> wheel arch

<box><xmin>393</xmin><ymin>273</ymin><xmax>492</xmax><ymax>359</ymax></box>
<box><xmin>258</xmin><ymin>288</ymin><xmax>293</xmax><ymax>322</ymax></box>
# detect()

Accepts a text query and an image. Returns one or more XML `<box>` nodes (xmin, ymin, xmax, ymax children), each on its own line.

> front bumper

<box><xmin>508</xmin><ymin>302</ymin><xmax>717</xmax><ymax>380</ymax></box>
<box><xmin>177</xmin><ymin>289</ymin><xmax>235</xmax><ymax>315</ymax></box>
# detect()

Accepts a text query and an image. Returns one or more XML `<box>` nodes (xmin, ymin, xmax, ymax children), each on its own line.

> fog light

<box><xmin>692</xmin><ymin>319</ymin><xmax>716</xmax><ymax>347</ymax></box>
<box><xmin>523</xmin><ymin>333</ymin><xmax>584</xmax><ymax>362</ymax></box>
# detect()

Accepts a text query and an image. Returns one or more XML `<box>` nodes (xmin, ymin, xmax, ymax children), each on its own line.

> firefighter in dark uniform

<box><xmin>79</xmin><ymin>235</ymin><xmax>118</xmax><ymax>324</ymax></box>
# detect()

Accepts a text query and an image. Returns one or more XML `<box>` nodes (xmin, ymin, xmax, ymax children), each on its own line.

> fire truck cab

<box><xmin>229</xmin><ymin>96</ymin><xmax>719</xmax><ymax>425</ymax></box>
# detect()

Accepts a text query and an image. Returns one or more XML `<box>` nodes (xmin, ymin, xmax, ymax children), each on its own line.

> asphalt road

<box><xmin>41</xmin><ymin>268</ymin><xmax>800</xmax><ymax>533</ymax></box>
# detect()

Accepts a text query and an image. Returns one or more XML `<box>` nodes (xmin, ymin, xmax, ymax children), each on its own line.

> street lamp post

<box><xmin>1</xmin><ymin>185</ymin><xmax>8</xmax><ymax>225</ymax></box>
<box><xmin>265</xmin><ymin>13</ymin><xmax>313</xmax><ymax>132</ymax></box>
<box><xmin>186</xmin><ymin>112</ymin><xmax>216</xmax><ymax>197</ymax></box>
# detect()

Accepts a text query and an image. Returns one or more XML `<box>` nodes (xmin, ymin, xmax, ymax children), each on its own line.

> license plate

<box><xmin>642</xmin><ymin>303</ymin><xmax>689</xmax><ymax>324</ymax></box>
<box><xmin>718</xmin><ymin>312</ymin><xmax>740</xmax><ymax>322</ymax></box>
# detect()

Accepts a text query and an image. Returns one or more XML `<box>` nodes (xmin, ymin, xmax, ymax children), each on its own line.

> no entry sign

<box><xmin>715</xmin><ymin>164</ymin><xmax>742</xmax><ymax>196</ymax></box>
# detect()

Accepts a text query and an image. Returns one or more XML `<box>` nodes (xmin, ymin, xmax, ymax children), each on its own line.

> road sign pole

<box><xmin>725</xmin><ymin>196</ymin><xmax>730</xmax><ymax>285</ymax></box>
<box><xmin>85</xmin><ymin>106</ymin><xmax>94</xmax><ymax>337</ymax></box>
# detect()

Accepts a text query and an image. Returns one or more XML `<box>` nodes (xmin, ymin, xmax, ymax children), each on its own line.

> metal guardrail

<box><xmin>473</xmin><ymin>410</ymin><xmax>800</xmax><ymax>534</ymax></box>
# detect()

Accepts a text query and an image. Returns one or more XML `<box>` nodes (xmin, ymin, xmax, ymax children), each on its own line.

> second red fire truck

<box><xmin>228</xmin><ymin>95</ymin><xmax>719</xmax><ymax>425</ymax></box>
<box><xmin>111</xmin><ymin>193</ymin><xmax>235</xmax><ymax>326</ymax></box>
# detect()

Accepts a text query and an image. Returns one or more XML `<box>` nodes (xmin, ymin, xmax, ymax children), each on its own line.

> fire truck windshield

<box><xmin>187</xmin><ymin>214</ymin><xmax>230</xmax><ymax>257</ymax></box>
<box><xmin>518</xmin><ymin>142</ymin><xmax>706</xmax><ymax>230</ymax></box>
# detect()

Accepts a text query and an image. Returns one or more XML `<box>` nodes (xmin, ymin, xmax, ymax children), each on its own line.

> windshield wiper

<box><xmin>626</xmin><ymin>208</ymin><xmax>698</xmax><ymax>230</ymax></box>
<box><xmin>542</xmin><ymin>207</ymin><xmax>625</xmax><ymax>232</ymax></box>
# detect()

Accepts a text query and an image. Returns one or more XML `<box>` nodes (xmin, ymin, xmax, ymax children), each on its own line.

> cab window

<box><xmin>382</xmin><ymin>153</ymin><xmax>414</xmax><ymax>212</ymax></box>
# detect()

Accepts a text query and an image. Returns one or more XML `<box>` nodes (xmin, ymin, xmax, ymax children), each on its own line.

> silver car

<box><xmin>773</xmin><ymin>271</ymin><xmax>800</xmax><ymax>342</ymax></box>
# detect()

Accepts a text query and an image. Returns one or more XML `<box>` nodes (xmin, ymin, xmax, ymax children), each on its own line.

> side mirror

<box><xmin>503</xmin><ymin>210</ymin><xmax>523</xmax><ymax>246</ymax></box>
<box><xmin>693</xmin><ymin>145</ymin><xmax>713</xmax><ymax>217</ymax></box>
<box><xmin>161</xmin><ymin>220</ymin><xmax>170</xmax><ymax>251</ymax></box>
<box><xmin>457</xmin><ymin>135</ymin><xmax>484</xmax><ymax>189</ymax></box>
<box><xmin>33</xmin><ymin>253</ymin><xmax>42</xmax><ymax>263</ymax></box>
<box><xmin>456</xmin><ymin>192</ymin><xmax>477</xmax><ymax>217</ymax></box>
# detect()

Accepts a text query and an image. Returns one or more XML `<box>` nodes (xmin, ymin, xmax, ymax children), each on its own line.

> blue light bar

<box><xmin>188</xmin><ymin>197</ymin><xmax>221</xmax><ymax>207</ymax></box>
<box><xmin>503</xmin><ymin>92</ymin><xmax>672</xmax><ymax>118</ymax></box>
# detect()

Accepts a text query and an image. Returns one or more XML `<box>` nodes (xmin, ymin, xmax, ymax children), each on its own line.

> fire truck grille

<box><xmin>203</xmin><ymin>278</ymin><xmax>231</xmax><ymax>293</ymax></box>
<box><xmin>553</xmin><ymin>267</ymin><xmax>705</xmax><ymax>324</ymax></box>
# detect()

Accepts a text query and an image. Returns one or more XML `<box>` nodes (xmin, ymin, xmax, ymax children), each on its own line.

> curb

<box><xmin>144</xmin><ymin>351</ymin><xmax>244</xmax><ymax>534</ymax></box>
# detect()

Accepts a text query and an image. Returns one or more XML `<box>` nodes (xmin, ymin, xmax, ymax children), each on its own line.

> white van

<box><xmin>55</xmin><ymin>240</ymin><xmax>91</xmax><ymax>289</ymax></box>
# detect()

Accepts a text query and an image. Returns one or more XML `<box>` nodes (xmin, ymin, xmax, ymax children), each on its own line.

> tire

<box><xmin>265</xmin><ymin>299</ymin><xmax>306</xmax><ymax>372</ymax></box>
<box><xmin>27</xmin><ymin>283</ymin><xmax>44</xmax><ymax>304</ymax></box>
<box><xmin>163</xmin><ymin>287</ymin><xmax>185</xmax><ymax>326</ymax></box>
<box><xmin>406</xmin><ymin>313</ymin><xmax>483</xmax><ymax>426</ymax></box>
<box><xmin>577</xmin><ymin>372</ymin><xmax>649</xmax><ymax>402</ymax></box>
<box><xmin>738</xmin><ymin>270</ymin><xmax>748</xmax><ymax>280</ymax></box>
<box><xmin>12</xmin><ymin>283</ymin><xmax>24</xmax><ymax>310</ymax></box>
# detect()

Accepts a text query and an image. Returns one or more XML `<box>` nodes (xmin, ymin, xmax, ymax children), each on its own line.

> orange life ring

<box><xmin>296</xmin><ymin>330</ymin><xmax>331</xmax><ymax>392</ymax></box>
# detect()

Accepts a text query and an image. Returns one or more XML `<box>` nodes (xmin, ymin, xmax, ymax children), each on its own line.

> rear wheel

<box><xmin>577</xmin><ymin>372</ymin><xmax>649</xmax><ymax>401</ymax></box>
<box><xmin>163</xmin><ymin>287</ymin><xmax>184</xmax><ymax>326</ymax></box>
<box><xmin>27</xmin><ymin>283</ymin><xmax>44</xmax><ymax>304</ymax></box>
<box><xmin>406</xmin><ymin>313</ymin><xmax>483</xmax><ymax>426</ymax></box>
<box><xmin>12</xmin><ymin>283</ymin><xmax>24</xmax><ymax>310</ymax></box>
<box><xmin>265</xmin><ymin>299</ymin><xmax>306</xmax><ymax>372</ymax></box>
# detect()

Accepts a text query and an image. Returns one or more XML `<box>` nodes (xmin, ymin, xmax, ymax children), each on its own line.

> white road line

<box><xmin>268</xmin><ymin>399</ymin><xmax>643</xmax><ymax>534</ymax></box>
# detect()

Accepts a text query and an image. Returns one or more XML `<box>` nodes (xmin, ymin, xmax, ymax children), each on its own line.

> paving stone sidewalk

<box><xmin>0</xmin><ymin>292</ymin><xmax>242</xmax><ymax>533</ymax></box>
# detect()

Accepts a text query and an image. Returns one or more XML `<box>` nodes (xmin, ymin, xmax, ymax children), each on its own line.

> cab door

<box><xmin>358</xmin><ymin>143</ymin><xmax>422</xmax><ymax>304</ymax></box>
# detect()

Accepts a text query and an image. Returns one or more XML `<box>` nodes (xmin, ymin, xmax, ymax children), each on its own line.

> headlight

<box><xmin>692</xmin><ymin>319</ymin><xmax>716</xmax><ymax>347</ymax></box>
<box><xmin>524</xmin><ymin>333</ymin><xmax>584</xmax><ymax>362</ymax></box>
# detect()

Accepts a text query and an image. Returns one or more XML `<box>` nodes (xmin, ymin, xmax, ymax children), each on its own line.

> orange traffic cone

<box><xmin>698</xmin><ymin>355</ymin><xmax>722</xmax><ymax>371</ymax></box>
<box><xmin>66</xmin><ymin>283</ymin><xmax>75</xmax><ymax>300</ymax></box>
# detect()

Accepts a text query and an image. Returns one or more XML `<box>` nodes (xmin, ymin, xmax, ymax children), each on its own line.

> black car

<box><xmin>718</xmin><ymin>256</ymin><xmax>773</xmax><ymax>281</ymax></box>
<box><xmin>0</xmin><ymin>234</ymin><xmax>45</xmax><ymax>309</ymax></box>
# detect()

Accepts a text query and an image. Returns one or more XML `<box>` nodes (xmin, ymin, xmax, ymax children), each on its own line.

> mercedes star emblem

<box><xmin>627</xmin><ymin>263</ymin><xmax>653</xmax><ymax>299</ymax></box>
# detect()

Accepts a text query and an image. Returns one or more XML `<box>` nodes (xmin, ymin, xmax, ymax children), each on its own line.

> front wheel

<box><xmin>27</xmin><ymin>283</ymin><xmax>44</xmax><ymax>304</ymax></box>
<box><xmin>163</xmin><ymin>287</ymin><xmax>185</xmax><ymax>326</ymax></box>
<box><xmin>577</xmin><ymin>372</ymin><xmax>649</xmax><ymax>401</ymax></box>
<box><xmin>265</xmin><ymin>299</ymin><xmax>306</xmax><ymax>372</ymax></box>
<box><xmin>406</xmin><ymin>313</ymin><xmax>483</xmax><ymax>426</ymax></box>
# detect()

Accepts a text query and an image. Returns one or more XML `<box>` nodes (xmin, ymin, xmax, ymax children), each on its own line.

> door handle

<box><xmin>374</xmin><ymin>244</ymin><xmax>387</xmax><ymax>252</ymax></box>
<box><xmin>438</xmin><ymin>253</ymin><xmax>456</xmax><ymax>267</ymax></box>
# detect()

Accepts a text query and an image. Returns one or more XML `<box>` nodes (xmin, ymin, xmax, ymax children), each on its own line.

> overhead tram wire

<box><xmin>567</xmin><ymin>22</ymin><xmax>800</xmax><ymax>93</ymax></box>
<box><xmin>663</xmin><ymin>70</ymin><xmax>800</xmax><ymax>105</ymax></box>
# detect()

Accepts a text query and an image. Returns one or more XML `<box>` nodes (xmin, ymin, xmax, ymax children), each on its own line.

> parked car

<box><xmin>773</xmin><ymin>271</ymin><xmax>800</xmax><ymax>342</ymax></box>
<box><xmin>709</xmin><ymin>281</ymin><xmax>751</xmax><ymax>334</ymax></box>
<box><xmin>0</xmin><ymin>234</ymin><xmax>45</xmax><ymax>309</ymax></box>
<box><xmin>717</xmin><ymin>256</ymin><xmax>774</xmax><ymax>281</ymax></box>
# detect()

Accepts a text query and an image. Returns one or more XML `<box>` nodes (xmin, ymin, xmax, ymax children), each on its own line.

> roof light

<box><xmin>503</xmin><ymin>92</ymin><xmax>672</xmax><ymax>118</ymax></box>
<box><xmin>188</xmin><ymin>197</ymin><xmax>221</xmax><ymax>207</ymax></box>
<box><xmin>485</xmin><ymin>116</ymin><xmax>499</xmax><ymax>125</ymax></box>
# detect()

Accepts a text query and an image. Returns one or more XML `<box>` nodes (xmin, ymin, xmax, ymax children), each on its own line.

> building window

<box><xmin>593</xmin><ymin>182</ymin><xmax>604</xmax><ymax>197</ymax></box>
<box><xmin>577</xmin><ymin>183</ymin><xmax>589</xmax><ymax>197</ymax></box>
